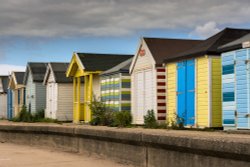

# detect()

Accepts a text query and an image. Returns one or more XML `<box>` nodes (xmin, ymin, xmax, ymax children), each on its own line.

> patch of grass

<box><xmin>11</xmin><ymin>106</ymin><xmax>58</xmax><ymax>123</ymax></box>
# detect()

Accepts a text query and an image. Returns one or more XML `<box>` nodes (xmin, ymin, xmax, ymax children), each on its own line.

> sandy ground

<box><xmin>0</xmin><ymin>142</ymin><xmax>132</xmax><ymax>167</ymax></box>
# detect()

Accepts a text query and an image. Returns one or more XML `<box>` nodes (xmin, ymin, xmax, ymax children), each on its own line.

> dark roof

<box><xmin>219</xmin><ymin>33</ymin><xmax>250</xmax><ymax>52</ymax></box>
<box><xmin>165</xmin><ymin>28</ymin><xmax>250</xmax><ymax>62</ymax></box>
<box><xmin>1</xmin><ymin>76</ymin><xmax>9</xmax><ymax>93</ymax></box>
<box><xmin>14</xmin><ymin>72</ymin><xmax>25</xmax><ymax>84</ymax></box>
<box><xmin>24</xmin><ymin>62</ymin><xmax>48</xmax><ymax>83</ymax></box>
<box><xmin>77</xmin><ymin>53</ymin><xmax>133</xmax><ymax>71</ymax></box>
<box><xmin>101</xmin><ymin>58</ymin><xmax>133</xmax><ymax>75</ymax></box>
<box><xmin>144</xmin><ymin>38</ymin><xmax>203</xmax><ymax>64</ymax></box>
<box><xmin>50</xmin><ymin>62</ymin><xmax>73</xmax><ymax>83</ymax></box>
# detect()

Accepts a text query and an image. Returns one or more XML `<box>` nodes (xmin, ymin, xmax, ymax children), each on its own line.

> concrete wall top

<box><xmin>0</xmin><ymin>122</ymin><xmax>249</xmax><ymax>162</ymax></box>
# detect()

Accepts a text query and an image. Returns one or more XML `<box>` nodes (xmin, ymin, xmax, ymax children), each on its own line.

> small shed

<box><xmin>164</xmin><ymin>28</ymin><xmax>250</xmax><ymax>128</ymax></box>
<box><xmin>23</xmin><ymin>62</ymin><xmax>47</xmax><ymax>114</ymax></box>
<box><xmin>66</xmin><ymin>53</ymin><xmax>133</xmax><ymax>123</ymax></box>
<box><xmin>0</xmin><ymin>76</ymin><xmax>8</xmax><ymax>119</ymax></box>
<box><xmin>43</xmin><ymin>62</ymin><xmax>73</xmax><ymax>121</ymax></box>
<box><xmin>130</xmin><ymin>37</ymin><xmax>202</xmax><ymax>124</ymax></box>
<box><xmin>100</xmin><ymin>58</ymin><xmax>133</xmax><ymax>112</ymax></box>
<box><xmin>219</xmin><ymin>33</ymin><xmax>250</xmax><ymax>130</ymax></box>
<box><xmin>8</xmin><ymin>72</ymin><xmax>25</xmax><ymax>117</ymax></box>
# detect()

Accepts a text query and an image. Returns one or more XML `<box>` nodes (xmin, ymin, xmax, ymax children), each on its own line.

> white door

<box><xmin>144</xmin><ymin>70</ymin><xmax>154</xmax><ymax>113</ymax></box>
<box><xmin>134</xmin><ymin>69</ymin><xmax>154</xmax><ymax>124</ymax></box>
<box><xmin>51</xmin><ymin>84</ymin><xmax>56</xmax><ymax>119</ymax></box>
<box><xmin>135</xmin><ymin>71</ymin><xmax>144</xmax><ymax>123</ymax></box>
<box><xmin>48</xmin><ymin>84</ymin><xmax>53</xmax><ymax>118</ymax></box>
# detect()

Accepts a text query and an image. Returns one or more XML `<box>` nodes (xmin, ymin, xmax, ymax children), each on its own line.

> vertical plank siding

<box><xmin>211</xmin><ymin>57</ymin><xmax>222</xmax><ymax>127</ymax></box>
<box><xmin>101</xmin><ymin>73</ymin><xmax>131</xmax><ymax>112</ymax></box>
<box><xmin>57</xmin><ymin>84</ymin><xmax>73</xmax><ymax>121</ymax></box>
<box><xmin>35</xmin><ymin>83</ymin><xmax>46</xmax><ymax>112</ymax></box>
<box><xmin>166</xmin><ymin>56</ymin><xmax>222</xmax><ymax>128</ymax></box>
<box><xmin>26</xmin><ymin>73</ymin><xmax>36</xmax><ymax>114</ymax></box>
<box><xmin>156</xmin><ymin>67</ymin><xmax>166</xmax><ymax>120</ymax></box>
<box><xmin>222</xmin><ymin>48</ymin><xmax>250</xmax><ymax>129</ymax></box>
<box><xmin>0</xmin><ymin>94</ymin><xmax>7</xmax><ymax>119</ymax></box>
<box><xmin>166</xmin><ymin>63</ymin><xmax>177</xmax><ymax>124</ymax></box>
<box><xmin>222</xmin><ymin>52</ymin><xmax>236</xmax><ymax>128</ymax></box>
<box><xmin>196</xmin><ymin>56</ymin><xmax>209</xmax><ymax>127</ymax></box>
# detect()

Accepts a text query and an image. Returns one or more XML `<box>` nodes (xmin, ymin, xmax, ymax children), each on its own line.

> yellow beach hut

<box><xmin>164</xmin><ymin>28</ymin><xmax>250</xmax><ymax>128</ymax></box>
<box><xmin>66</xmin><ymin>52</ymin><xmax>133</xmax><ymax>123</ymax></box>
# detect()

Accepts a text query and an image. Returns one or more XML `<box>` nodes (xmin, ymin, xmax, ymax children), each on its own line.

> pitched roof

<box><xmin>0</xmin><ymin>76</ymin><xmax>9</xmax><ymax>93</ymax></box>
<box><xmin>143</xmin><ymin>38</ymin><xmax>203</xmax><ymax>64</ymax></box>
<box><xmin>219</xmin><ymin>33</ymin><xmax>250</xmax><ymax>52</ymax></box>
<box><xmin>77</xmin><ymin>53</ymin><xmax>133</xmax><ymax>71</ymax></box>
<box><xmin>49</xmin><ymin>62</ymin><xmax>73</xmax><ymax>83</ymax></box>
<box><xmin>101</xmin><ymin>58</ymin><xmax>133</xmax><ymax>75</ymax></box>
<box><xmin>14</xmin><ymin>72</ymin><xmax>25</xmax><ymax>84</ymax></box>
<box><xmin>24</xmin><ymin>62</ymin><xmax>48</xmax><ymax>83</ymax></box>
<box><xmin>165</xmin><ymin>28</ymin><xmax>250</xmax><ymax>62</ymax></box>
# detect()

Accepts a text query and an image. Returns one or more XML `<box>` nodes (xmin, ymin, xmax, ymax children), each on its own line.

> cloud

<box><xmin>0</xmin><ymin>64</ymin><xmax>25</xmax><ymax>75</ymax></box>
<box><xmin>190</xmin><ymin>21</ymin><xmax>220</xmax><ymax>38</ymax></box>
<box><xmin>0</xmin><ymin>0</ymin><xmax>249</xmax><ymax>38</ymax></box>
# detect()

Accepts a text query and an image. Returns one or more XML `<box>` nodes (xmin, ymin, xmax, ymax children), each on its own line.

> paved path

<box><xmin>0</xmin><ymin>142</ymin><xmax>131</xmax><ymax>167</ymax></box>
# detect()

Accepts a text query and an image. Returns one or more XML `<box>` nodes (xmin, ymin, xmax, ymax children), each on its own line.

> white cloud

<box><xmin>190</xmin><ymin>21</ymin><xmax>221</xmax><ymax>38</ymax></box>
<box><xmin>0</xmin><ymin>64</ymin><xmax>25</xmax><ymax>75</ymax></box>
<box><xmin>0</xmin><ymin>0</ymin><xmax>249</xmax><ymax>37</ymax></box>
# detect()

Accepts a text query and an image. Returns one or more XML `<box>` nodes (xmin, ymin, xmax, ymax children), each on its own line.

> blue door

<box><xmin>235</xmin><ymin>50</ymin><xmax>249</xmax><ymax>129</ymax></box>
<box><xmin>177</xmin><ymin>61</ymin><xmax>186</xmax><ymax>123</ymax></box>
<box><xmin>177</xmin><ymin>59</ymin><xmax>195</xmax><ymax>126</ymax></box>
<box><xmin>186</xmin><ymin>60</ymin><xmax>195</xmax><ymax>125</ymax></box>
<box><xmin>7</xmin><ymin>89</ymin><xmax>13</xmax><ymax>120</ymax></box>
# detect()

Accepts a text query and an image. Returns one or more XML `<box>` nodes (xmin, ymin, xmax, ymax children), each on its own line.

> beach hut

<box><xmin>0</xmin><ymin>76</ymin><xmax>8</xmax><ymax>118</ymax></box>
<box><xmin>130</xmin><ymin>37</ymin><xmax>202</xmax><ymax>124</ymax></box>
<box><xmin>66</xmin><ymin>53</ymin><xmax>133</xmax><ymax>123</ymax></box>
<box><xmin>43</xmin><ymin>62</ymin><xmax>73</xmax><ymax>121</ymax></box>
<box><xmin>23</xmin><ymin>62</ymin><xmax>47</xmax><ymax>114</ymax></box>
<box><xmin>219</xmin><ymin>33</ymin><xmax>250</xmax><ymax>130</ymax></box>
<box><xmin>8</xmin><ymin>72</ymin><xmax>25</xmax><ymax>117</ymax></box>
<box><xmin>100</xmin><ymin>58</ymin><xmax>133</xmax><ymax>112</ymax></box>
<box><xmin>164</xmin><ymin>28</ymin><xmax>250</xmax><ymax>128</ymax></box>
<box><xmin>0</xmin><ymin>76</ymin><xmax>8</xmax><ymax>119</ymax></box>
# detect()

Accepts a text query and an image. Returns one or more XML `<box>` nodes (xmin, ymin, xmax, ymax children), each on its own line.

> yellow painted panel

<box><xmin>211</xmin><ymin>58</ymin><xmax>222</xmax><ymax>127</ymax></box>
<box><xmin>196</xmin><ymin>56</ymin><xmax>209</xmax><ymax>127</ymax></box>
<box><xmin>166</xmin><ymin>63</ymin><xmax>177</xmax><ymax>124</ymax></box>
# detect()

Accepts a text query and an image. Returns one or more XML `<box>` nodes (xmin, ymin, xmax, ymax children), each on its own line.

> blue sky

<box><xmin>0</xmin><ymin>0</ymin><xmax>250</xmax><ymax>75</ymax></box>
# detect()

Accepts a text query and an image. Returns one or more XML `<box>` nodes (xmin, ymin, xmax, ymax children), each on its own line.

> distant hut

<box><xmin>23</xmin><ymin>62</ymin><xmax>47</xmax><ymax>114</ymax></box>
<box><xmin>8</xmin><ymin>72</ymin><xmax>25</xmax><ymax>117</ymax></box>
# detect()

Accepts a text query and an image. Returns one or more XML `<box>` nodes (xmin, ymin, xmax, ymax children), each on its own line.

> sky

<box><xmin>0</xmin><ymin>0</ymin><xmax>250</xmax><ymax>75</ymax></box>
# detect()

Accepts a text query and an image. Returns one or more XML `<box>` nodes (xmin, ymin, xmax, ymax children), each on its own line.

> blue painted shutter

<box><xmin>186</xmin><ymin>59</ymin><xmax>195</xmax><ymax>125</ymax></box>
<box><xmin>177</xmin><ymin>61</ymin><xmax>186</xmax><ymax>123</ymax></box>
<box><xmin>222</xmin><ymin>53</ymin><xmax>236</xmax><ymax>127</ymax></box>
<box><xmin>236</xmin><ymin>50</ymin><xmax>249</xmax><ymax>129</ymax></box>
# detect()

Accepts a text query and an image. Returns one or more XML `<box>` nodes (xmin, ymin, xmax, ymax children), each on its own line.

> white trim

<box><xmin>208</xmin><ymin>56</ymin><xmax>212</xmax><ymax>127</ymax></box>
<box><xmin>129</xmin><ymin>38</ymin><xmax>143</xmax><ymax>74</ymax></box>
<box><xmin>75</xmin><ymin>53</ymin><xmax>85</xmax><ymax>70</ymax></box>
<box><xmin>129</xmin><ymin>38</ymin><xmax>156</xmax><ymax>74</ymax></box>
<box><xmin>43</xmin><ymin>64</ymin><xmax>51</xmax><ymax>85</ymax></box>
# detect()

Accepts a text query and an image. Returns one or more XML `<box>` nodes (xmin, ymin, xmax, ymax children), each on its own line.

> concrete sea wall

<box><xmin>0</xmin><ymin>123</ymin><xmax>249</xmax><ymax>167</ymax></box>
